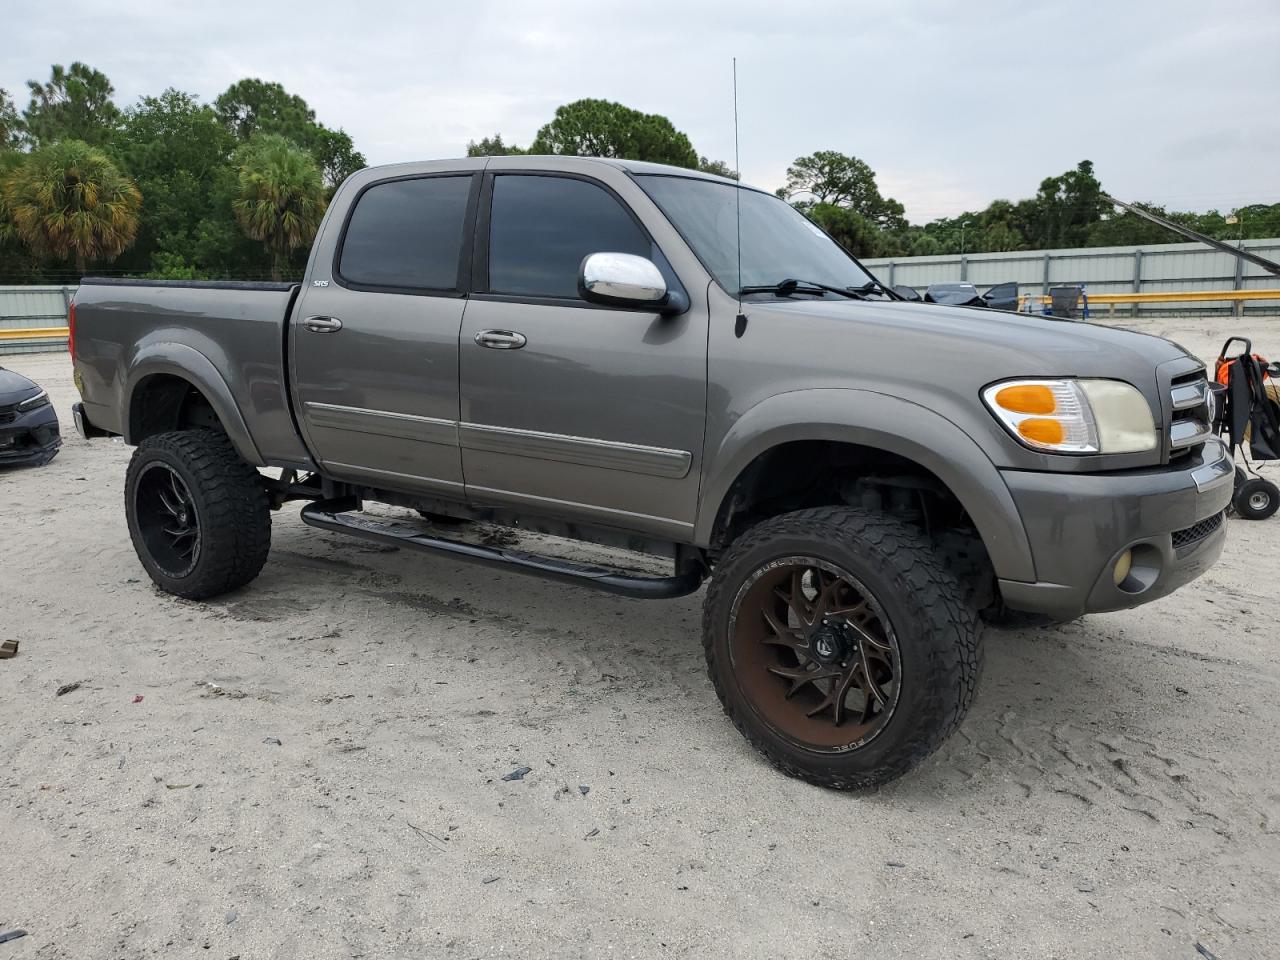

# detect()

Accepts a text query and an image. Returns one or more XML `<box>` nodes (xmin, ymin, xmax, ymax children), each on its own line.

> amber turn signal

<box><xmin>994</xmin><ymin>384</ymin><xmax>1056</xmax><ymax>415</ymax></box>
<box><xmin>1017</xmin><ymin>418</ymin><xmax>1065</xmax><ymax>445</ymax></box>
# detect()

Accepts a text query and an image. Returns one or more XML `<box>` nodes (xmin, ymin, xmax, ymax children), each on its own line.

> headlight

<box><xmin>16</xmin><ymin>389</ymin><xmax>50</xmax><ymax>413</ymax></box>
<box><xmin>982</xmin><ymin>378</ymin><xmax>1156</xmax><ymax>454</ymax></box>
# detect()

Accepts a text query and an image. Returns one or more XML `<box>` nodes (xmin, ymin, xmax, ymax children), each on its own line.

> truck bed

<box><xmin>73</xmin><ymin>277</ymin><xmax>310</xmax><ymax>468</ymax></box>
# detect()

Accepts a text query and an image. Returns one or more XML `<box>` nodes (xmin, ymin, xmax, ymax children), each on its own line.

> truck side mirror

<box><xmin>579</xmin><ymin>252</ymin><xmax>677</xmax><ymax>312</ymax></box>
<box><xmin>893</xmin><ymin>284</ymin><xmax>922</xmax><ymax>302</ymax></box>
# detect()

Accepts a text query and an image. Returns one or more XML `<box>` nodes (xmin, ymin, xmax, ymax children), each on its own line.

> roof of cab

<box><xmin>591</xmin><ymin>157</ymin><xmax>738</xmax><ymax>184</ymax></box>
<box><xmin>460</xmin><ymin>154</ymin><xmax>739</xmax><ymax>185</ymax></box>
<box><xmin>345</xmin><ymin>155</ymin><xmax>744</xmax><ymax>191</ymax></box>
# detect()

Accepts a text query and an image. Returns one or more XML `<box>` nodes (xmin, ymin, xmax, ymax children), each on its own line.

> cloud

<box><xmin>4</xmin><ymin>0</ymin><xmax>1276</xmax><ymax>222</ymax></box>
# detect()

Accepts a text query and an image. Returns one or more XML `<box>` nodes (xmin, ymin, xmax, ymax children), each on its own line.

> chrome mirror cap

<box><xmin>579</xmin><ymin>252</ymin><xmax>668</xmax><ymax>308</ymax></box>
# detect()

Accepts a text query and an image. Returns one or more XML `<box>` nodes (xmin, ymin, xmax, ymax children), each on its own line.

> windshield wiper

<box><xmin>847</xmin><ymin>279</ymin><xmax>898</xmax><ymax>299</ymax></box>
<box><xmin>739</xmin><ymin>278</ymin><xmax>865</xmax><ymax>300</ymax></box>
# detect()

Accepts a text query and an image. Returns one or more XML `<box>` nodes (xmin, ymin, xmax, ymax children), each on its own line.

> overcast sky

<box><xmin>5</xmin><ymin>0</ymin><xmax>1277</xmax><ymax>222</ymax></box>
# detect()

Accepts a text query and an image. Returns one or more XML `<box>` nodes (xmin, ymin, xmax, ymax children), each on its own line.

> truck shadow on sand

<box><xmin>204</xmin><ymin>519</ymin><xmax>1273</xmax><ymax>839</ymax></box>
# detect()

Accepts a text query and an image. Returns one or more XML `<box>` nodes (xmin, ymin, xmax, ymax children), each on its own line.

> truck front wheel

<box><xmin>703</xmin><ymin>507</ymin><xmax>983</xmax><ymax>790</ymax></box>
<box><xmin>125</xmin><ymin>430</ymin><xmax>271</xmax><ymax>600</ymax></box>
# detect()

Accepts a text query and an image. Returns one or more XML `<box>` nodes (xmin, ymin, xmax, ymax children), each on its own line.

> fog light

<box><xmin>1112</xmin><ymin>549</ymin><xmax>1133</xmax><ymax>586</ymax></box>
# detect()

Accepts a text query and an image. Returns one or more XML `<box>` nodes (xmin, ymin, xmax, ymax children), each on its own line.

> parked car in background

<box><xmin>0</xmin><ymin>366</ymin><xmax>60</xmax><ymax>467</ymax></box>
<box><xmin>920</xmin><ymin>281</ymin><xmax>1020</xmax><ymax>311</ymax></box>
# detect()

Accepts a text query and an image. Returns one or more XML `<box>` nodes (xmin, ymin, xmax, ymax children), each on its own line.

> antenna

<box><xmin>733</xmin><ymin>58</ymin><xmax>747</xmax><ymax>337</ymax></box>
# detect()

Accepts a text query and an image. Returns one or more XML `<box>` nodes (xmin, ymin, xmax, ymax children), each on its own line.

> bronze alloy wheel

<box><xmin>134</xmin><ymin>461</ymin><xmax>202</xmax><ymax>578</ymax></box>
<box><xmin>728</xmin><ymin>556</ymin><xmax>902</xmax><ymax>752</ymax></box>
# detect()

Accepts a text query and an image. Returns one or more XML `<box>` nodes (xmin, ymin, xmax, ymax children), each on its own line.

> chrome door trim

<box><xmin>303</xmin><ymin>315</ymin><xmax>344</xmax><ymax>333</ymax></box>
<box><xmin>474</xmin><ymin>329</ymin><xmax>527</xmax><ymax>349</ymax></box>
<box><xmin>459</xmin><ymin>421</ymin><xmax>692</xmax><ymax>479</ymax></box>
<box><xmin>304</xmin><ymin>401</ymin><xmax>458</xmax><ymax>446</ymax></box>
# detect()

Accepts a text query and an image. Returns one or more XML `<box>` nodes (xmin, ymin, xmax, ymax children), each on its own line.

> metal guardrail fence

<box><xmin>0</xmin><ymin>285</ymin><xmax>76</xmax><ymax>356</ymax></box>
<box><xmin>862</xmin><ymin>237</ymin><xmax>1280</xmax><ymax>317</ymax></box>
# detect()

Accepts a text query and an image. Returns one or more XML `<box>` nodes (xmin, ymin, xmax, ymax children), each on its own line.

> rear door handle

<box><xmin>474</xmin><ymin>329</ymin><xmax>527</xmax><ymax>350</ymax></box>
<box><xmin>304</xmin><ymin>316</ymin><xmax>343</xmax><ymax>333</ymax></box>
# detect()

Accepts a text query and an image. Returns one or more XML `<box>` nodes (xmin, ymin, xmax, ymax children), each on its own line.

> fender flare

<box><xmin>695</xmin><ymin>388</ymin><xmax>1036</xmax><ymax>582</ymax></box>
<box><xmin>122</xmin><ymin>342</ymin><xmax>264</xmax><ymax>466</ymax></box>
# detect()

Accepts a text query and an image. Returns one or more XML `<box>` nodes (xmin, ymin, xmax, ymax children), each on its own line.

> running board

<box><xmin>300</xmin><ymin>498</ymin><xmax>705</xmax><ymax>600</ymax></box>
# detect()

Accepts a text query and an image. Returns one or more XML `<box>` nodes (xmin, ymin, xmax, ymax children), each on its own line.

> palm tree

<box><xmin>2</xmin><ymin>139</ymin><xmax>141</xmax><ymax>275</ymax></box>
<box><xmin>231</xmin><ymin>134</ymin><xmax>326</xmax><ymax>281</ymax></box>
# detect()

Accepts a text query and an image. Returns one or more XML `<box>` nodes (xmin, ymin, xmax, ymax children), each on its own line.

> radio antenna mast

<box><xmin>733</xmin><ymin>58</ymin><xmax>747</xmax><ymax>336</ymax></box>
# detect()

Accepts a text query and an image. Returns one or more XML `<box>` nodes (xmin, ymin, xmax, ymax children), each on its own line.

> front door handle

<box><xmin>474</xmin><ymin>329</ymin><xmax>527</xmax><ymax>350</ymax></box>
<box><xmin>304</xmin><ymin>316</ymin><xmax>344</xmax><ymax>333</ymax></box>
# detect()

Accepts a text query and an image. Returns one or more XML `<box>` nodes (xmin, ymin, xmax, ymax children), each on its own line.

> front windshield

<box><xmin>637</xmin><ymin>175</ymin><xmax>876</xmax><ymax>294</ymax></box>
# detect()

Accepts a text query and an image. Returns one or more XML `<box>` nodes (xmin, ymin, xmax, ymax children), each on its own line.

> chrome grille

<box><xmin>1168</xmin><ymin>370</ymin><xmax>1212</xmax><ymax>460</ymax></box>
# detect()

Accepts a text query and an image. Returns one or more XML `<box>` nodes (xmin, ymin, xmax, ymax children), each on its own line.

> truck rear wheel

<box><xmin>125</xmin><ymin>430</ymin><xmax>271</xmax><ymax>599</ymax></box>
<box><xmin>703</xmin><ymin>507</ymin><xmax>983</xmax><ymax>790</ymax></box>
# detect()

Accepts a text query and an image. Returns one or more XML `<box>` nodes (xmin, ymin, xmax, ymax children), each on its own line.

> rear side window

<box><xmin>488</xmin><ymin>175</ymin><xmax>651</xmax><ymax>299</ymax></box>
<box><xmin>338</xmin><ymin>175</ymin><xmax>472</xmax><ymax>290</ymax></box>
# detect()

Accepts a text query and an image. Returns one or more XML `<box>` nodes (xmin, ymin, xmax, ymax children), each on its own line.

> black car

<box><xmin>920</xmin><ymin>281</ymin><xmax>1020</xmax><ymax>311</ymax></box>
<box><xmin>893</xmin><ymin>281</ymin><xmax>1021</xmax><ymax>312</ymax></box>
<box><xmin>0</xmin><ymin>366</ymin><xmax>61</xmax><ymax>466</ymax></box>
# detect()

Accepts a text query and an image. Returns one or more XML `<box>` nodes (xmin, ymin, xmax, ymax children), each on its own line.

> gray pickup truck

<box><xmin>70</xmin><ymin>156</ymin><xmax>1234</xmax><ymax>789</ymax></box>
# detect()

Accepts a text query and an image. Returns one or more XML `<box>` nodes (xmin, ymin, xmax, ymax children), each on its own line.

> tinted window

<box><xmin>488</xmin><ymin>175</ymin><xmax>651</xmax><ymax>299</ymax></box>
<box><xmin>638</xmin><ymin>175</ymin><xmax>874</xmax><ymax>294</ymax></box>
<box><xmin>339</xmin><ymin>176</ymin><xmax>472</xmax><ymax>290</ymax></box>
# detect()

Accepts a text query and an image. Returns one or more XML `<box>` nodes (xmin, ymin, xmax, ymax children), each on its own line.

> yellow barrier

<box><xmin>0</xmin><ymin>326</ymin><xmax>69</xmax><ymax>341</ymax></box>
<box><xmin>1018</xmin><ymin>289</ymin><xmax>1280</xmax><ymax>315</ymax></box>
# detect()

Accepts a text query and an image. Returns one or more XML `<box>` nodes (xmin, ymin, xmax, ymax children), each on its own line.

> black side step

<box><xmin>300</xmin><ymin>498</ymin><xmax>705</xmax><ymax>600</ymax></box>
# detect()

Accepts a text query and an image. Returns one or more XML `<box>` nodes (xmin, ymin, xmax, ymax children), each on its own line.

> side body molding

<box><xmin>696</xmin><ymin>388</ymin><xmax>1037</xmax><ymax>583</ymax></box>
<box><xmin>122</xmin><ymin>342</ymin><xmax>265</xmax><ymax>466</ymax></box>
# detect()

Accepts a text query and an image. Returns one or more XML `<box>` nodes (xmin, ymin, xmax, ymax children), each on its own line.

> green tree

<box><xmin>215</xmin><ymin>79</ymin><xmax>314</xmax><ymax>141</ymax></box>
<box><xmin>0</xmin><ymin>88</ymin><xmax>23</xmax><ymax>149</ymax></box>
<box><xmin>1016</xmin><ymin>160</ymin><xmax>1107</xmax><ymax>248</ymax></box>
<box><xmin>697</xmin><ymin>156</ymin><xmax>738</xmax><ymax>180</ymax></box>
<box><xmin>903</xmin><ymin>231</ymin><xmax>943</xmax><ymax>257</ymax></box>
<box><xmin>2</xmin><ymin>139</ymin><xmax>141</xmax><ymax>274</ymax></box>
<box><xmin>779</xmin><ymin>150</ymin><xmax>905</xmax><ymax>229</ymax></box>
<box><xmin>307</xmin><ymin>125</ymin><xmax>365</xmax><ymax>189</ymax></box>
<box><xmin>979</xmin><ymin>221</ymin><xmax>1024</xmax><ymax>252</ymax></box>
<box><xmin>1086</xmin><ymin>201</ymin><xmax>1280</xmax><ymax>247</ymax></box>
<box><xmin>1085</xmin><ymin>204</ymin><xmax>1187</xmax><ymax>247</ymax></box>
<box><xmin>1228</xmin><ymin>204</ymin><xmax>1280</xmax><ymax>241</ymax></box>
<box><xmin>231</xmin><ymin>134</ymin><xmax>326</xmax><ymax>281</ymax></box>
<box><xmin>214</xmin><ymin>79</ymin><xmax>364</xmax><ymax>189</ymax></box>
<box><xmin>23</xmin><ymin>63</ymin><xmax>121</xmax><ymax>146</ymax></box>
<box><xmin>0</xmin><ymin>151</ymin><xmax>41</xmax><ymax>281</ymax></box>
<box><xmin>466</xmin><ymin>133</ymin><xmax>525</xmax><ymax>156</ymax></box>
<box><xmin>529</xmin><ymin>98</ymin><xmax>700</xmax><ymax>168</ymax></box>
<box><xmin>806</xmin><ymin>203</ymin><xmax>883</xmax><ymax>258</ymax></box>
<box><xmin>109</xmin><ymin>89</ymin><xmax>252</xmax><ymax>278</ymax></box>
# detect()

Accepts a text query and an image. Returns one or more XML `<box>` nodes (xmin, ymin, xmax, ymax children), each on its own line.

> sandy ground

<box><xmin>1</xmin><ymin>315</ymin><xmax>1278</xmax><ymax>960</ymax></box>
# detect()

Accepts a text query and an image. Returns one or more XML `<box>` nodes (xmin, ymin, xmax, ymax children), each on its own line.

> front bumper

<box><xmin>997</xmin><ymin>439</ymin><xmax>1234</xmax><ymax>619</ymax></box>
<box><xmin>0</xmin><ymin>401</ymin><xmax>61</xmax><ymax>466</ymax></box>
